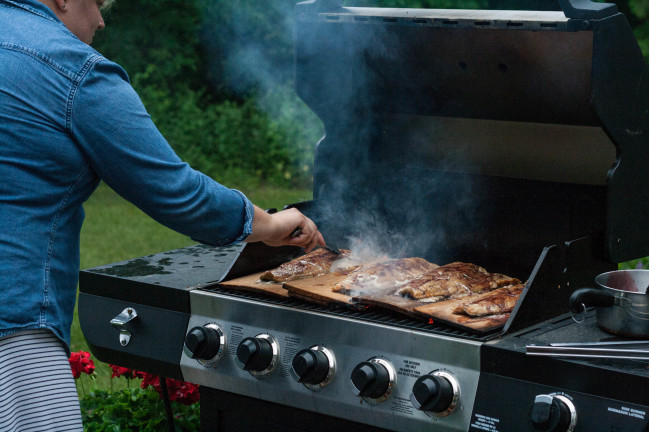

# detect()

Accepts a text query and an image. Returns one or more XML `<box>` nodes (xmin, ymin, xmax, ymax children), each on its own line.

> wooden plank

<box><xmin>283</xmin><ymin>273</ymin><xmax>363</xmax><ymax>309</ymax></box>
<box><xmin>414</xmin><ymin>297</ymin><xmax>510</xmax><ymax>333</ymax></box>
<box><xmin>219</xmin><ymin>272</ymin><xmax>289</xmax><ymax>298</ymax></box>
<box><xmin>220</xmin><ymin>270</ymin><xmax>513</xmax><ymax>334</ymax></box>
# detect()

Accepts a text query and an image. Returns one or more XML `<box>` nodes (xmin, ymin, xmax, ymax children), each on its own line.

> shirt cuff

<box><xmin>230</xmin><ymin>189</ymin><xmax>254</xmax><ymax>244</ymax></box>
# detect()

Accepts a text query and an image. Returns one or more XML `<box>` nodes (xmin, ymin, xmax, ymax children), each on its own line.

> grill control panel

<box><xmin>180</xmin><ymin>290</ymin><xmax>482</xmax><ymax>432</ymax></box>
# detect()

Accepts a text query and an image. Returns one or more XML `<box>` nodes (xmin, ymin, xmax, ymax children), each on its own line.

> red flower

<box><xmin>140</xmin><ymin>372</ymin><xmax>200</xmax><ymax>405</ymax></box>
<box><xmin>109</xmin><ymin>364</ymin><xmax>146</xmax><ymax>380</ymax></box>
<box><xmin>68</xmin><ymin>351</ymin><xmax>95</xmax><ymax>379</ymax></box>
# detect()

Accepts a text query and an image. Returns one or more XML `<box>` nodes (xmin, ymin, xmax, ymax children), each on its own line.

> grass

<box><xmin>71</xmin><ymin>182</ymin><xmax>311</xmax><ymax>393</ymax></box>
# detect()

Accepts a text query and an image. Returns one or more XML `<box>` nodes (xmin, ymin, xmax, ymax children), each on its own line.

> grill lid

<box><xmin>295</xmin><ymin>0</ymin><xmax>649</xmax><ymax>263</ymax></box>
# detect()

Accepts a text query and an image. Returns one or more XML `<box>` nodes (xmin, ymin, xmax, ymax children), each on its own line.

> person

<box><xmin>0</xmin><ymin>0</ymin><xmax>326</xmax><ymax>430</ymax></box>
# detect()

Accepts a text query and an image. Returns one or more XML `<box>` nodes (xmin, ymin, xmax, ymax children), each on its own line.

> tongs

<box><xmin>526</xmin><ymin>340</ymin><xmax>649</xmax><ymax>361</ymax></box>
<box><xmin>288</xmin><ymin>227</ymin><xmax>340</xmax><ymax>254</ymax></box>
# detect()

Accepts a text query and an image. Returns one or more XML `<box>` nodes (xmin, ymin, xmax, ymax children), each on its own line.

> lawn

<box><xmin>71</xmin><ymin>182</ymin><xmax>312</xmax><ymax>393</ymax></box>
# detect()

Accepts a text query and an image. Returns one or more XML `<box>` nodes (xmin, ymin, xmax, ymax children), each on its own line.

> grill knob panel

<box><xmin>530</xmin><ymin>394</ymin><xmax>577</xmax><ymax>432</ymax></box>
<box><xmin>409</xmin><ymin>371</ymin><xmax>460</xmax><ymax>417</ymax></box>
<box><xmin>183</xmin><ymin>324</ymin><xmax>226</xmax><ymax>367</ymax></box>
<box><xmin>350</xmin><ymin>358</ymin><xmax>396</xmax><ymax>403</ymax></box>
<box><xmin>235</xmin><ymin>334</ymin><xmax>280</xmax><ymax>376</ymax></box>
<box><xmin>291</xmin><ymin>346</ymin><xmax>336</xmax><ymax>388</ymax></box>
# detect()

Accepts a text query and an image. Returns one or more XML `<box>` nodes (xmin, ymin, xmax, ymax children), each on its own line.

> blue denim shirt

<box><xmin>0</xmin><ymin>0</ymin><xmax>254</xmax><ymax>350</ymax></box>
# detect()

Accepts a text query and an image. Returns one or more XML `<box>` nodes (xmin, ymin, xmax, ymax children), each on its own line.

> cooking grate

<box><xmin>199</xmin><ymin>285</ymin><xmax>494</xmax><ymax>342</ymax></box>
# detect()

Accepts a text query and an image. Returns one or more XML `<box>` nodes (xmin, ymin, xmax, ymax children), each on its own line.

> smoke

<box><xmin>200</xmin><ymin>1</ymin><xmax>482</xmax><ymax>265</ymax></box>
<box><xmin>200</xmin><ymin>1</ymin><xmax>299</xmax><ymax>109</ymax></box>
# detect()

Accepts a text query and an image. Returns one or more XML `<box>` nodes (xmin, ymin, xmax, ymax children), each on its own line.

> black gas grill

<box><xmin>80</xmin><ymin>1</ymin><xmax>649</xmax><ymax>430</ymax></box>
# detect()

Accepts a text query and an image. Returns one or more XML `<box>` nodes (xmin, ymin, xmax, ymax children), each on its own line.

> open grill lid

<box><xmin>294</xmin><ymin>0</ymin><xmax>649</xmax><ymax>264</ymax></box>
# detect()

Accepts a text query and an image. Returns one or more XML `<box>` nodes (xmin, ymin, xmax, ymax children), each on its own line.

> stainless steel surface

<box><xmin>181</xmin><ymin>289</ymin><xmax>482</xmax><ymax>432</ymax></box>
<box><xmin>580</xmin><ymin>270</ymin><xmax>649</xmax><ymax>337</ymax></box>
<box><xmin>526</xmin><ymin>344</ymin><xmax>649</xmax><ymax>360</ymax></box>
<box><xmin>596</xmin><ymin>269</ymin><xmax>649</xmax><ymax>294</ymax></box>
<box><xmin>331</xmin><ymin>7</ymin><xmax>570</xmax><ymax>23</ymax></box>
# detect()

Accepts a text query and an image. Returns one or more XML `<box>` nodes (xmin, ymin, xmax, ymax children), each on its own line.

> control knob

<box><xmin>291</xmin><ymin>346</ymin><xmax>336</xmax><ymax>388</ymax></box>
<box><xmin>236</xmin><ymin>334</ymin><xmax>279</xmax><ymax>376</ymax></box>
<box><xmin>529</xmin><ymin>394</ymin><xmax>577</xmax><ymax>432</ymax></box>
<box><xmin>350</xmin><ymin>358</ymin><xmax>396</xmax><ymax>403</ymax></box>
<box><xmin>409</xmin><ymin>371</ymin><xmax>460</xmax><ymax>417</ymax></box>
<box><xmin>183</xmin><ymin>324</ymin><xmax>226</xmax><ymax>366</ymax></box>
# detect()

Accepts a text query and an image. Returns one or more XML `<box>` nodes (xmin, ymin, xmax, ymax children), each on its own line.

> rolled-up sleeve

<box><xmin>69</xmin><ymin>58</ymin><xmax>253</xmax><ymax>246</ymax></box>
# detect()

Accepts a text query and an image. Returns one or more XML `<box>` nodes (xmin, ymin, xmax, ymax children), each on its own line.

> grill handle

<box><xmin>557</xmin><ymin>0</ymin><xmax>618</xmax><ymax>20</ymax></box>
<box><xmin>296</xmin><ymin>0</ymin><xmax>343</xmax><ymax>13</ymax></box>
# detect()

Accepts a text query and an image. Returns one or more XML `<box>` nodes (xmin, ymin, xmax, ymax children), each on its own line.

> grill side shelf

<box><xmin>78</xmin><ymin>293</ymin><xmax>188</xmax><ymax>381</ymax></box>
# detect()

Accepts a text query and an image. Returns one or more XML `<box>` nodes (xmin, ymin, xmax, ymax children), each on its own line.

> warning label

<box><xmin>470</xmin><ymin>413</ymin><xmax>501</xmax><ymax>432</ymax></box>
<box><xmin>397</xmin><ymin>359</ymin><xmax>422</xmax><ymax>379</ymax></box>
<box><xmin>607</xmin><ymin>405</ymin><xmax>646</xmax><ymax>420</ymax></box>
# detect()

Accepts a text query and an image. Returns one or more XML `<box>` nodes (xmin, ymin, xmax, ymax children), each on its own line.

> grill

<box><xmin>79</xmin><ymin>0</ymin><xmax>649</xmax><ymax>431</ymax></box>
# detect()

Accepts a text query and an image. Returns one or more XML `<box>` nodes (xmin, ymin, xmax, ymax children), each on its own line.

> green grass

<box><xmin>71</xmin><ymin>182</ymin><xmax>311</xmax><ymax>393</ymax></box>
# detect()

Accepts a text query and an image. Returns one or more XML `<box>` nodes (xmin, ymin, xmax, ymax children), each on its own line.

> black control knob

<box><xmin>183</xmin><ymin>326</ymin><xmax>220</xmax><ymax>360</ymax></box>
<box><xmin>351</xmin><ymin>361</ymin><xmax>391</xmax><ymax>399</ymax></box>
<box><xmin>237</xmin><ymin>337</ymin><xmax>274</xmax><ymax>372</ymax></box>
<box><xmin>530</xmin><ymin>395</ymin><xmax>575</xmax><ymax>432</ymax></box>
<box><xmin>410</xmin><ymin>374</ymin><xmax>455</xmax><ymax>413</ymax></box>
<box><xmin>292</xmin><ymin>348</ymin><xmax>330</xmax><ymax>385</ymax></box>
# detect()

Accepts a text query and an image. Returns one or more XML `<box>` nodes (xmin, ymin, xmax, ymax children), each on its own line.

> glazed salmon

<box><xmin>260</xmin><ymin>248</ymin><xmax>350</xmax><ymax>282</ymax></box>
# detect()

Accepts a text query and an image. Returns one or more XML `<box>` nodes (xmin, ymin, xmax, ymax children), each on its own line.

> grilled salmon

<box><xmin>332</xmin><ymin>257</ymin><xmax>439</xmax><ymax>295</ymax></box>
<box><xmin>452</xmin><ymin>284</ymin><xmax>524</xmax><ymax>317</ymax></box>
<box><xmin>398</xmin><ymin>262</ymin><xmax>520</xmax><ymax>300</ymax></box>
<box><xmin>260</xmin><ymin>247</ymin><xmax>350</xmax><ymax>282</ymax></box>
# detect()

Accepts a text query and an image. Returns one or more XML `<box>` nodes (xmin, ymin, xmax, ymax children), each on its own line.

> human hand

<box><xmin>247</xmin><ymin>206</ymin><xmax>325</xmax><ymax>252</ymax></box>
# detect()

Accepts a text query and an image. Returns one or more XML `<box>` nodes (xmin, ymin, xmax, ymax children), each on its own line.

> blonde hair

<box><xmin>100</xmin><ymin>0</ymin><xmax>115</xmax><ymax>12</ymax></box>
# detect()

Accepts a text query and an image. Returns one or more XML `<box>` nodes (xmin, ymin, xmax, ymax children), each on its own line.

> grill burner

<box><xmin>79</xmin><ymin>0</ymin><xmax>649</xmax><ymax>430</ymax></box>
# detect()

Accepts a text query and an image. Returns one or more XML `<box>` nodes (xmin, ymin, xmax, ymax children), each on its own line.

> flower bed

<box><xmin>69</xmin><ymin>351</ymin><xmax>200</xmax><ymax>431</ymax></box>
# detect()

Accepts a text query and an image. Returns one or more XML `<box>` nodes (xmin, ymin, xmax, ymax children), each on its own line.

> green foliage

<box><xmin>81</xmin><ymin>389</ymin><xmax>199</xmax><ymax>432</ymax></box>
<box><xmin>133</xmin><ymin>79</ymin><xmax>319</xmax><ymax>187</ymax></box>
<box><xmin>93</xmin><ymin>0</ymin><xmax>323</xmax><ymax>189</ymax></box>
<box><xmin>95</xmin><ymin>0</ymin><xmax>203</xmax><ymax>92</ymax></box>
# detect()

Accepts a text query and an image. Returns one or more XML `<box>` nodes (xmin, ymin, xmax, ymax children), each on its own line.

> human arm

<box><xmin>70</xmin><ymin>58</ymin><xmax>323</xmax><ymax>248</ymax></box>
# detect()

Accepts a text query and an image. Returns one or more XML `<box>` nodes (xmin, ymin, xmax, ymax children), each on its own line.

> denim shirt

<box><xmin>0</xmin><ymin>0</ymin><xmax>254</xmax><ymax>350</ymax></box>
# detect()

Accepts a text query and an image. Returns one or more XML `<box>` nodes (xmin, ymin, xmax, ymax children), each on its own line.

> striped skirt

<box><xmin>0</xmin><ymin>329</ymin><xmax>83</xmax><ymax>432</ymax></box>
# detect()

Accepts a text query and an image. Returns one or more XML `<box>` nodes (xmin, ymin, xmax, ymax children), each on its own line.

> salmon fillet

<box><xmin>398</xmin><ymin>262</ymin><xmax>520</xmax><ymax>300</ymax></box>
<box><xmin>260</xmin><ymin>248</ymin><xmax>350</xmax><ymax>282</ymax></box>
<box><xmin>332</xmin><ymin>257</ymin><xmax>439</xmax><ymax>295</ymax></box>
<box><xmin>452</xmin><ymin>284</ymin><xmax>524</xmax><ymax>317</ymax></box>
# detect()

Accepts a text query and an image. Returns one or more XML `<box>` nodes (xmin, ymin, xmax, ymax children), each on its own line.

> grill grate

<box><xmin>199</xmin><ymin>285</ymin><xmax>496</xmax><ymax>342</ymax></box>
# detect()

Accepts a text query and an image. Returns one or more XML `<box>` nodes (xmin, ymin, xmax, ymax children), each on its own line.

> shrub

<box><xmin>69</xmin><ymin>351</ymin><xmax>200</xmax><ymax>431</ymax></box>
<box><xmin>133</xmin><ymin>76</ymin><xmax>320</xmax><ymax>188</ymax></box>
<box><xmin>80</xmin><ymin>388</ymin><xmax>200</xmax><ymax>432</ymax></box>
